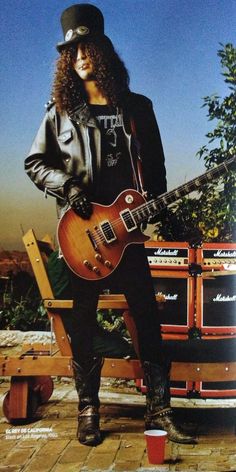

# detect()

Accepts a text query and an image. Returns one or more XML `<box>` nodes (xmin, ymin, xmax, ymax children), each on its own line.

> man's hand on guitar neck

<box><xmin>65</xmin><ymin>180</ymin><xmax>93</xmax><ymax>219</ymax></box>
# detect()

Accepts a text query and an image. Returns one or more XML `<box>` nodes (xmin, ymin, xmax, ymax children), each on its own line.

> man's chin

<box><xmin>86</xmin><ymin>74</ymin><xmax>96</xmax><ymax>81</ymax></box>
<box><xmin>80</xmin><ymin>72</ymin><xmax>96</xmax><ymax>82</ymax></box>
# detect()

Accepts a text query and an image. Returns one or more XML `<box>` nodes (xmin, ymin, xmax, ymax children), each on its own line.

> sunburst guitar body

<box><xmin>58</xmin><ymin>189</ymin><xmax>149</xmax><ymax>280</ymax></box>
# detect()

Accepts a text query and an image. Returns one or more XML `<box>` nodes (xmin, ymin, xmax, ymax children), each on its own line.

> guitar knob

<box><xmin>92</xmin><ymin>266</ymin><xmax>100</xmax><ymax>275</ymax></box>
<box><xmin>83</xmin><ymin>260</ymin><xmax>92</xmax><ymax>270</ymax></box>
<box><xmin>104</xmin><ymin>260</ymin><xmax>112</xmax><ymax>269</ymax></box>
<box><xmin>95</xmin><ymin>253</ymin><xmax>102</xmax><ymax>261</ymax></box>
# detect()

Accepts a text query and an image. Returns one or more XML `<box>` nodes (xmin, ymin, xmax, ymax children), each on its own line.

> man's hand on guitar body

<box><xmin>65</xmin><ymin>181</ymin><xmax>93</xmax><ymax>219</ymax></box>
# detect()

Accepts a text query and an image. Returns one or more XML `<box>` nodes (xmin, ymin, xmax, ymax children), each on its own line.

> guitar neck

<box><xmin>132</xmin><ymin>156</ymin><xmax>235</xmax><ymax>225</ymax></box>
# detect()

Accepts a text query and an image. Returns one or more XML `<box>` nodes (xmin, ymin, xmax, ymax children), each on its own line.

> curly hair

<box><xmin>52</xmin><ymin>37</ymin><xmax>130</xmax><ymax>113</ymax></box>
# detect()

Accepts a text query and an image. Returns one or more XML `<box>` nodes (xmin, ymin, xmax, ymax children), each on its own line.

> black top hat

<box><xmin>56</xmin><ymin>3</ymin><xmax>105</xmax><ymax>51</ymax></box>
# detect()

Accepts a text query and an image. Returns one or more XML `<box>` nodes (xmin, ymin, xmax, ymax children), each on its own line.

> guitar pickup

<box><xmin>99</xmin><ymin>220</ymin><xmax>117</xmax><ymax>244</ymax></box>
<box><xmin>120</xmin><ymin>209</ymin><xmax>137</xmax><ymax>232</ymax></box>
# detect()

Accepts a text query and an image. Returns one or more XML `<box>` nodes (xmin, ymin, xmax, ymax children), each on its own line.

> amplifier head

<box><xmin>197</xmin><ymin>243</ymin><xmax>236</xmax><ymax>270</ymax></box>
<box><xmin>145</xmin><ymin>241</ymin><xmax>194</xmax><ymax>270</ymax></box>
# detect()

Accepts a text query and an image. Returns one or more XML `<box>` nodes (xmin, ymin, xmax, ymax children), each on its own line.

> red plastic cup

<box><xmin>144</xmin><ymin>429</ymin><xmax>167</xmax><ymax>464</ymax></box>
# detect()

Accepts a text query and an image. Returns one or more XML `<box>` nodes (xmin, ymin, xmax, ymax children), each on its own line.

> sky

<box><xmin>0</xmin><ymin>0</ymin><xmax>235</xmax><ymax>250</ymax></box>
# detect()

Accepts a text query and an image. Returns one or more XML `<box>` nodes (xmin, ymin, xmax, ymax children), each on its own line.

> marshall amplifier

<box><xmin>145</xmin><ymin>241</ymin><xmax>194</xmax><ymax>270</ymax></box>
<box><xmin>196</xmin><ymin>243</ymin><xmax>236</xmax><ymax>271</ymax></box>
<box><xmin>151</xmin><ymin>271</ymin><xmax>195</xmax><ymax>333</ymax></box>
<box><xmin>191</xmin><ymin>337</ymin><xmax>236</xmax><ymax>397</ymax></box>
<box><xmin>195</xmin><ymin>380</ymin><xmax>236</xmax><ymax>398</ymax></box>
<box><xmin>136</xmin><ymin>378</ymin><xmax>194</xmax><ymax>397</ymax></box>
<box><xmin>196</xmin><ymin>273</ymin><xmax>236</xmax><ymax>334</ymax></box>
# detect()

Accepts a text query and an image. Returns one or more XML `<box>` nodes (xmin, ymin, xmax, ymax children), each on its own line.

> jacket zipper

<box><xmin>123</xmin><ymin>125</ymin><xmax>140</xmax><ymax>192</ymax></box>
<box><xmin>85</xmin><ymin>126</ymin><xmax>94</xmax><ymax>183</ymax></box>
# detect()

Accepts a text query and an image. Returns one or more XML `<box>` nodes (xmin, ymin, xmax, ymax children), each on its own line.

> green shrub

<box><xmin>0</xmin><ymin>299</ymin><xmax>49</xmax><ymax>331</ymax></box>
<box><xmin>0</xmin><ymin>270</ymin><xmax>49</xmax><ymax>331</ymax></box>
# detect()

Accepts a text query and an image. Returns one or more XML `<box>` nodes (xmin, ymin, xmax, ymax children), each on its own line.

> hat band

<box><xmin>65</xmin><ymin>26</ymin><xmax>90</xmax><ymax>42</ymax></box>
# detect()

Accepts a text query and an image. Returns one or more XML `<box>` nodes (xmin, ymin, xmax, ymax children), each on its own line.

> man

<box><xmin>25</xmin><ymin>4</ymin><xmax>195</xmax><ymax>446</ymax></box>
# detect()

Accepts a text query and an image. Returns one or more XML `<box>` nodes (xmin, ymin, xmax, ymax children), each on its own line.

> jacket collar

<box><xmin>69</xmin><ymin>101</ymin><xmax>97</xmax><ymax>127</ymax></box>
<box><xmin>69</xmin><ymin>94</ymin><xmax>133</xmax><ymax>131</ymax></box>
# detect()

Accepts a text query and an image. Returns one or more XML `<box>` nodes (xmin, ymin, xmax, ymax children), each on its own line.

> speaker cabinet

<box><xmin>196</xmin><ymin>273</ymin><xmax>236</xmax><ymax>334</ymax></box>
<box><xmin>151</xmin><ymin>270</ymin><xmax>195</xmax><ymax>333</ymax></box>
<box><xmin>136</xmin><ymin>378</ymin><xmax>194</xmax><ymax>397</ymax></box>
<box><xmin>195</xmin><ymin>380</ymin><xmax>236</xmax><ymax>398</ymax></box>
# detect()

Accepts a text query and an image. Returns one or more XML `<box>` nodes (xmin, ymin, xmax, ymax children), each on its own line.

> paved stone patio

<box><xmin>0</xmin><ymin>376</ymin><xmax>236</xmax><ymax>472</ymax></box>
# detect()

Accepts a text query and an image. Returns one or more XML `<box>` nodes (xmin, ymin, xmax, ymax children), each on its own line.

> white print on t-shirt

<box><xmin>106</xmin><ymin>128</ymin><xmax>117</xmax><ymax>147</ymax></box>
<box><xmin>106</xmin><ymin>152</ymin><xmax>122</xmax><ymax>167</ymax></box>
<box><xmin>96</xmin><ymin>113</ymin><xmax>123</xmax><ymax>129</ymax></box>
<box><xmin>96</xmin><ymin>112</ymin><xmax>124</xmax><ymax>168</ymax></box>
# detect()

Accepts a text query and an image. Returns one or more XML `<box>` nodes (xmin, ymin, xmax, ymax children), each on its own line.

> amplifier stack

<box><xmin>144</xmin><ymin>242</ymin><xmax>195</xmax><ymax>396</ymax></box>
<box><xmin>143</xmin><ymin>241</ymin><xmax>236</xmax><ymax>398</ymax></box>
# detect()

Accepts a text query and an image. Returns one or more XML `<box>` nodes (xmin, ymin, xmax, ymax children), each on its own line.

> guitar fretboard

<box><xmin>132</xmin><ymin>156</ymin><xmax>235</xmax><ymax>224</ymax></box>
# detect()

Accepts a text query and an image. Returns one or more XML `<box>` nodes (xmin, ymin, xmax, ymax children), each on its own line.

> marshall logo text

<box><xmin>213</xmin><ymin>250</ymin><xmax>236</xmax><ymax>258</ymax></box>
<box><xmin>154</xmin><ymin>249</ymin><xmax>179</xmax><ymax>256</ymax></box>
<box><xmin>213</xmin><ymin>294</ymin><xmax>236</xmax><ymax>302</ymax></box>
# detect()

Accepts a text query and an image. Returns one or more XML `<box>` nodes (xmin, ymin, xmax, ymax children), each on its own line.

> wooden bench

<box><xmin>1</xmin><ymin>228</ymin><xmax>236</xmax><ymax>423</ymax></box>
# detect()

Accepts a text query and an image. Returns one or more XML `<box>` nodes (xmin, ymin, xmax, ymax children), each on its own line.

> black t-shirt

<box><xmin>90</xmin><ymin>105</ymin><xmax>134</xmax><ymax>204</ymax></box>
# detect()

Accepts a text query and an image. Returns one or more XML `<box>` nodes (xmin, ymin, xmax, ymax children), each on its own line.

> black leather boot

<box><xmin>73</xmin><ymin>357</ymin><xmax>103</xmax><ymax>446</ymax></box>
<box><xmin>143</xmin><ymin>361</ymin><xmax>196</xmax><ymax>444</ymax></box>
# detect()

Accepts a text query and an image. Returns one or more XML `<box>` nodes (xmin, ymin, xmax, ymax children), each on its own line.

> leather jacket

<box><xmin>25</xmin><ymin>92</ymin><xmax>167</xmax><ymax>218</ymax></box>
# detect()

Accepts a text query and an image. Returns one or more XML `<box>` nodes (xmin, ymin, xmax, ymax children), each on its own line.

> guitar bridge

<box><xmin>86</xmin><ymin>229</ymin><xmax>98</xmax><ymax>250</ymax></box>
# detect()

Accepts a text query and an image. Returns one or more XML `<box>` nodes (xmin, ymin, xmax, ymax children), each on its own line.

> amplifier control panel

<box><xmin>197</xmin><ymin>244</ymin><xmax>236</xmax><ymax>270</ymax></box>
<box><xmin>145</xmin><ymin>242</ymin><xmax>193</xmax><ymax>269</ymax></box>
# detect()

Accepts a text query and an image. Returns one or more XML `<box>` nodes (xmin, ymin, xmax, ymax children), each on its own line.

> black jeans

<box><xmin>64</xmin><ymin>244</ymin><xmax>163</xmax><ymax>366</ymax></box>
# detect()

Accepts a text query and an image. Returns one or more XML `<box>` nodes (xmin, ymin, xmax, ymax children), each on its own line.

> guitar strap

<box><xmin>130</xmin><ymin>117</ymin><xmax>148</xmax><ymax>198</ymax></box>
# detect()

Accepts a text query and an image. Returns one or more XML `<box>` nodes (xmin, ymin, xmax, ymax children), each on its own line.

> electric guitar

<box><xmin>58</xmin><ymin>156</ymin><xmax>235</xmax><ymax>280</ymax></box>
